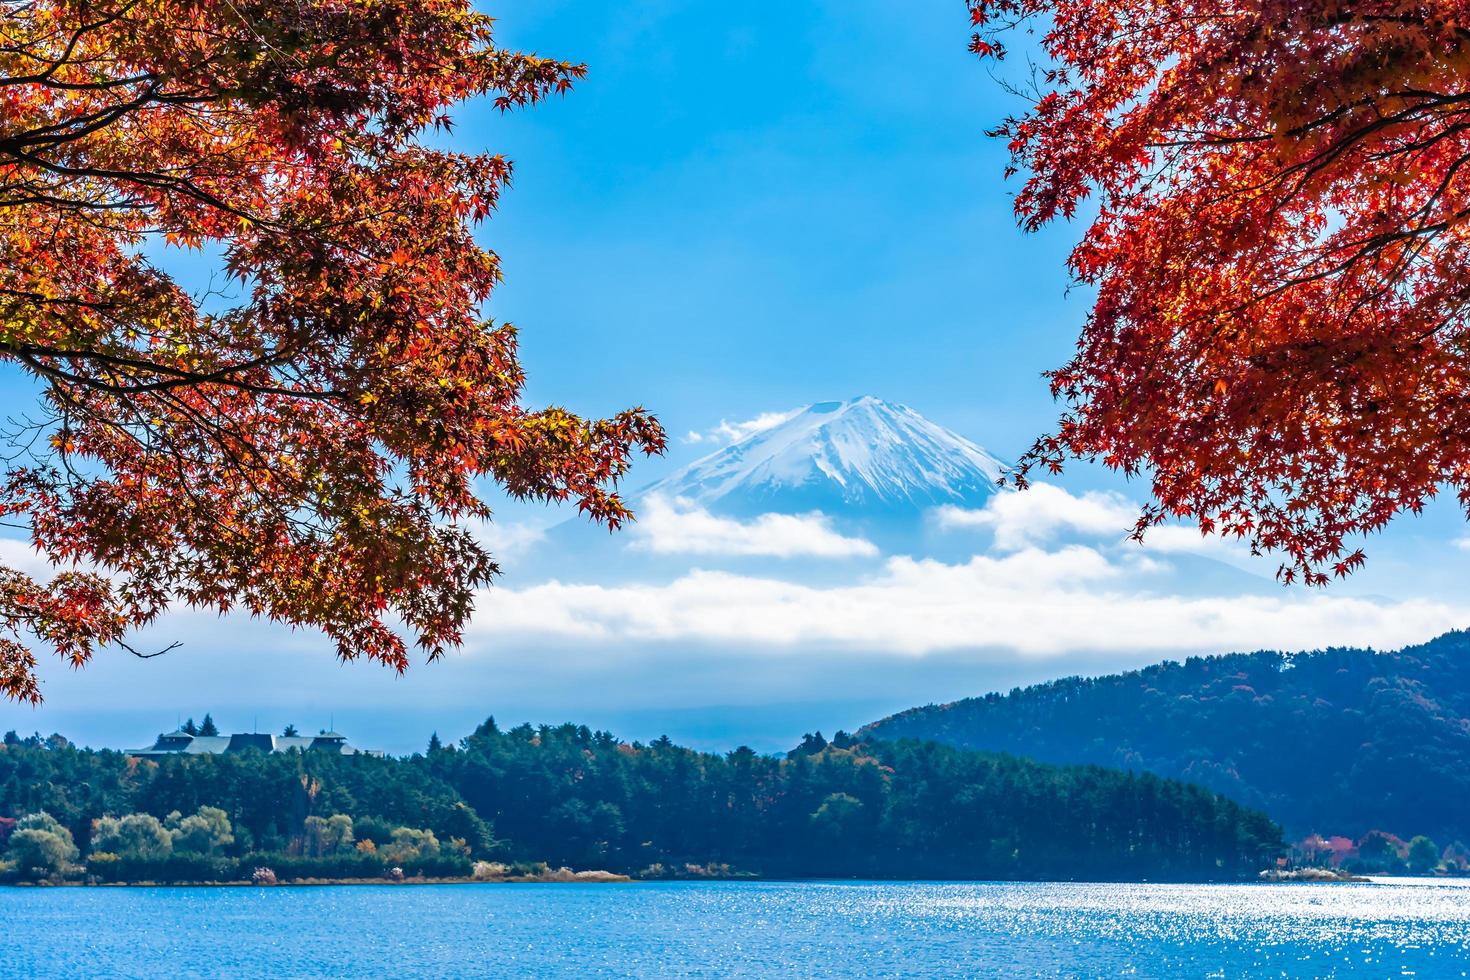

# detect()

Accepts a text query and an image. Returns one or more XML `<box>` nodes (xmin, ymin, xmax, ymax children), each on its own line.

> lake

<box><xmin>3</xmin><ymin>879</ymin><xmax>1468</xmax><ymax>978</ymax></box>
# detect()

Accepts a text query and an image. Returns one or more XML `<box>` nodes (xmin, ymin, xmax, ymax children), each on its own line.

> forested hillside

<box><xmin>863</xmin><ymin>630</ymin><xmax>1470</xmax><ymax>842</ymax></box>
<box><xmin>0</xmin><ymin>723</ymin><xmax>1281</xmax><ymax>882</ymax></box>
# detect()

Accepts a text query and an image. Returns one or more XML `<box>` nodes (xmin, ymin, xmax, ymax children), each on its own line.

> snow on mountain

<box><xmin>643</xmin><ymin>396</ymin><xmax>1009</xmax><ymax>514</ymax></box>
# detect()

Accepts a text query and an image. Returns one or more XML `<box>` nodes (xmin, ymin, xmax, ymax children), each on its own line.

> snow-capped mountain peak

<box><xmin>644</xmin><ymin>396</ymin><xmax>1008</xmax><ymax>514</ymax></box>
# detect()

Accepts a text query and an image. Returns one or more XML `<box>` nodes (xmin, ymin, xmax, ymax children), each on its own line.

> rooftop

<box><xmin>129</xmin><ymin>727</ymin><xmax>381</xmax><ymax>758</ymax></box>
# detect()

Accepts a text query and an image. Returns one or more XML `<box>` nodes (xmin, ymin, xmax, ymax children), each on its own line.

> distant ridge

<box><xmin>861</xmin><ymin>629</ymin><xmax>1470</xmax><ymax>843</ymax></box>
<box><xmin>643</xmin><ymin>396</ymin><xmax>1009</xmax><ymax>515</ymax></box>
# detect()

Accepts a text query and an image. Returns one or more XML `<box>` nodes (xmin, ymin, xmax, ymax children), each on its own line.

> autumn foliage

<box><xmin>0</xmin><ymin>0</ymin><xmax>664</xmax><ymax>702</ymax></box>
<box><xmin>970</xmin><ymin>0</ymin><xmax>1470</xmax><ymax>583</ymax></box>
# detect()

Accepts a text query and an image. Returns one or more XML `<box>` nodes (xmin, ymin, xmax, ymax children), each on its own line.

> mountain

<box><xmin>861</xmin><ymin>630</ymin><xmax>1470</xmax><ymax>844</ymax></box>
<box><xmin>643</xmin><ymin>396</ymin><xmax>1009</xmax><ymax>516</ymax></box>
<box><xmin>541</xmin><ymin>393</ymin><xmax>1263</xmax><ymax>586</ymax></box>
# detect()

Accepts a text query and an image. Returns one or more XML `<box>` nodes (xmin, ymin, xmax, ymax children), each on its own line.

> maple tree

<box><xmin>0</xmin><ymin>0</ymin><xmax>664</xmax><ymax>702</ymax></box>
<box><xmin>969</xmin><ymin>0</ymin><xmax>1470</xmax><ymax>583</ymax></box>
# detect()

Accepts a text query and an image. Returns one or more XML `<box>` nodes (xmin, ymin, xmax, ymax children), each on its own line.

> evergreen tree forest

<box><xmin>0</xmin><ymin>722</ymin><xmax>1282</xmax><ymax>883</ymax></box>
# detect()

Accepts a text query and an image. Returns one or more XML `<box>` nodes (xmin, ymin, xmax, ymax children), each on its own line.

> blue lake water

<box><xmin>3</xmin><ymin>879</ymin><xmax>1469</xmax><ymax>978</ymax></box>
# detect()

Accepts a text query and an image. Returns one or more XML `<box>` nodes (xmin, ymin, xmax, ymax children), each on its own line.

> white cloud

<box><xmin>0</xmin><ymin>535</ymin><xmax>90</xmax><ymax>579</ymax></box>
<box><xmin>684</xmin><ymin>410</ymin><xmax>797</xmax><ymax>445</ymax></box>
<box><xmin>472</xmin><ymin>547</ymin><xmax>1468</xmax><ymax>657</ymax></box>
<box><xmin>466</xmin><ymin>520</ymin><xmax>546</xmax><ymax>560</ymax></box>
<box><xmin>1136</xmin><ymin>524</ymin><xmax>1257</xmax><ymax>564</ymax></box>
<box><xmin>630</xmin><ymin>495</ymin><xmax>877</xmax><ymax>558</ymax></box>
<box><xmin>935</xmin><ymin>484</ymin><xmax>1137</xmax><ymax>550</ymax></box>
<box><xmin>937</xmin><ymin>483</ymin><xmax>1258</xmax><ymax>565</ymax></box>
<box><xmin>1455</xmin><ymin>537</ymin><xmax>1470</xmax><ymax>553</ymax></box>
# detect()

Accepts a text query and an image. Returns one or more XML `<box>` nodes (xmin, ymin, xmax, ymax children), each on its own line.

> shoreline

<box><xmin>17</xmin><ymin>872</ymin><xmax>1461</xmax><ymax>889</ymax></box>
<box><xmin>1257</xmin><ymin>868</ymin><xmax>1373</xmax><ymax>883</ymax></box>
<box><xmin>5</xmin><ymin>870</ymin><xmax>634</xmax><ymax>888</ymax></box>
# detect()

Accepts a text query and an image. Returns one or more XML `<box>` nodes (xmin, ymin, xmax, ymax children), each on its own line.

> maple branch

<box><xmin>3</xmin><ymin>340</ymin><xmax>343</xmax><ymax>400</ymax></box>
<box><xmin>115</xmin><ymin>638</ymin><xmax>180</xmax><ymax>660</ymax></box>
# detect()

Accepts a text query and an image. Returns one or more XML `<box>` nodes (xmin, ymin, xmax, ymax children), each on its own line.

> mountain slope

<box><xmin>861</xmin><ymin>629</ymin><xmax>1470</xmax><ymax>843</ymax></box>
<box><xmin>644</xmin><ymin>396</ymin><xmax>1008</xmax><ymax>515</ymax></box>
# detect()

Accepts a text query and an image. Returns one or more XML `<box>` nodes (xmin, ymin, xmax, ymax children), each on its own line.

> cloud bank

<box><xmin>473</xmin><ymin>548</ymin><xmax>1465</xmax><ymax>657</ymax></box>
<box><xmin>468</xmin><ymin>483</ymin><xmax>1465</xmax><ymax>659</ymax></box>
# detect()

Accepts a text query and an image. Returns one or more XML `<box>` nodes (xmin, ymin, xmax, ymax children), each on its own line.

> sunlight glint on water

<box><xmin>3</xmin><ymin>880</ymin><xmax>1469</xmax><ymax>978</ymax></box>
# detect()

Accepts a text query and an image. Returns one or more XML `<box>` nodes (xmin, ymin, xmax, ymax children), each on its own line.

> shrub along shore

<box><xmin>2</xmin><ymin>807</ymin><xmax>636</xmax><ymax>886</ymax></box>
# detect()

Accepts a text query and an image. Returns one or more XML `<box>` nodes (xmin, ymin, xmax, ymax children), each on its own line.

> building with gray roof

<box><xmin>129</xmin><ymin>727</ymin><xmax>381</xmax><ymax>758</ymax></box>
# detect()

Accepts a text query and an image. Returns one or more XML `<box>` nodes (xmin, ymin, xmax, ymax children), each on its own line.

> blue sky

<box><xmin>5</xmin><ymin>1</ymin><xmax>1470</xmax><ymax>754</ymax></box>
<box><xmin>477</xmin><ymin>0</ymin><xmax>1079</xmax><ymax>452</ymax></box>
